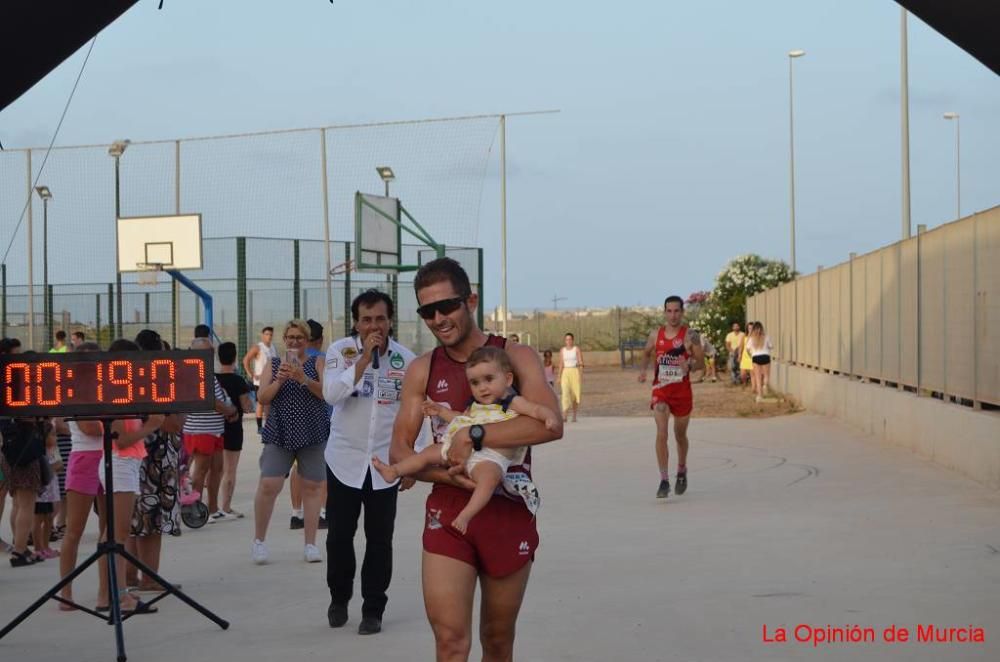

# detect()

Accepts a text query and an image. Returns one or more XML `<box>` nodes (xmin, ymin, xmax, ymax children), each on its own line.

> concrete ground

<box><xmin>1</xmin><ymin>413</ymin><xmax>998</xmax><ymax>661</ymax></box>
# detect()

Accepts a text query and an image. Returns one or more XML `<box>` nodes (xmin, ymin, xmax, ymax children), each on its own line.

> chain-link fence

<box><xmin>0</xmin><ymin>237</ymin><xmax>483</xmax><ymax>360</ymax></box>
<box><xmin>1</xmin><ymin>115</ymin><xmax>498</xmax><ymax>356</ymax></box>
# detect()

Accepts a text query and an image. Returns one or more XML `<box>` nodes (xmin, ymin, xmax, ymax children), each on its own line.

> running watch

<box><xmin>469</xmin><ymin>424</ymin><xmax>485</xmax><ymax>452</ymax></box>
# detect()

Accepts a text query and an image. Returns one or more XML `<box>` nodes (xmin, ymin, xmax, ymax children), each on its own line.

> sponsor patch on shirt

<box><xmin>376</xmin><ymin>377</ymin><xmax>402</xmax><ymax>403</ymax></box>
<box><xmin>342</xmin><ymin>347</ymin><xmax>358</xmax><ymax>359</ymax></box>
<box><xmin>387</xmin><ymin>369</ymin><xmax>406</xmax><ymax>380</ymax></box>
<box><xmin>389</xmin><ymin>352</ymin><xmax>405</xmax><ymax>370</ymax></box>
<box><xmin>326</xmin><ymin>356</ymin><xmax>339</xmax><ymax>369</ymax></box>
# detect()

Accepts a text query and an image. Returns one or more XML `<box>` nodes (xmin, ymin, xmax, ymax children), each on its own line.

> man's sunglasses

<box><xmin>416</xmin><ymin>296</ymin><xmax>466</xmax><ymax>320</ymax></box>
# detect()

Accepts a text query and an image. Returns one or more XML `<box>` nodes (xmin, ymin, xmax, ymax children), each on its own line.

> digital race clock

<box><xmin>0</xmin><ymin>350</ymin><xmax>215</xmax><ymax>417</ymax></box>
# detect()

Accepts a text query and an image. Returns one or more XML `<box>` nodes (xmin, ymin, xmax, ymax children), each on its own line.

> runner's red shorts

<box><xmin>650</xmin><ymin>383</ymin><xmax>693</xmax><ymax>417</ymax></box>
<box><xmin>423</xmin><ymin>484</ymin><xmax>538</xmax><ymax>578</ymax></box>
<box><xmin>183</xmin><ymin>433</ymin><xmax>223</xmax><ymax>456</ymax></box>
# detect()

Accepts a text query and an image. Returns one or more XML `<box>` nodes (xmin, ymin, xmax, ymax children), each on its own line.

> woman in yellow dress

<box><xmin>739</xmin><ymin>322</ymin><xmax>754</xmax><ymax>386</ymax></box>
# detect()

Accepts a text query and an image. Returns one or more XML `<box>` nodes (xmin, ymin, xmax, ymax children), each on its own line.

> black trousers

<box><xmin>325</xmin><ymin>467</ymin><xmax>399</xmax><ymax>618</ymax></box>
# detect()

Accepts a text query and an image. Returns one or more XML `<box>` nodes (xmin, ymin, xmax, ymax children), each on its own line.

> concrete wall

<box><xmin>775</xmin><ymin>362</ymin><xmax>1000</xmax><ymax>490</ymax></box>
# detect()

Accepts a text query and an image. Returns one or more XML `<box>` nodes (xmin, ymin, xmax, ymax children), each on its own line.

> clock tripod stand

<box><xmin>0</xmin><ymin>417</ymin><xmax>228</xmax><ymax>662</ymax></box>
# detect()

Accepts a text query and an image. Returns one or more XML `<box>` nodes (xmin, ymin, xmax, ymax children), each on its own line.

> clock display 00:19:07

<box><xmin>0</xmin><ymin>350</ymin><xmax>215</xmax><ymax>416</ymax></box>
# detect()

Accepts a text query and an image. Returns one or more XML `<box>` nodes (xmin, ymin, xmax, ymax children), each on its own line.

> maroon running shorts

<box><xmin>423</xmin><ymin>484</ymin><xmax>538</xmax><ymax>578</ymax></box>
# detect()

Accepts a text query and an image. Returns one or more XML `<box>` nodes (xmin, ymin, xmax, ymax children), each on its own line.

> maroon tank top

<box><xmin>425</xmin><ymin>334</ymin><xmax>533</xmax><ymax>499</ymax></box>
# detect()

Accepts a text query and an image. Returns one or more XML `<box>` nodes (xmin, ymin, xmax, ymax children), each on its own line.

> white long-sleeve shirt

<box><xmin>322</xmin><ymin>335</ymin><xmax>427</xmax><ymax>490</ymax></box>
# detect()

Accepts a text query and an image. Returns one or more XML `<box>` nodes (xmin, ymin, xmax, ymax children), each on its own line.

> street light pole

<box><xmin>901</xmin><ymin>8</ymin><xmax>912</xmax><ymax>239</ymax></box>
<box><xmin>34</xmin><ymin>187</ymin><xmax>53</xmax><ymax>347</ymax></box>
<box><xmin>500</xmin><ymin>114</ymin><xmax>509</xmax><ymax>338</ymax></box>
<box><xmin>114</xmin><ymin>154</ymin><xmax>123</xmax><ymax>338</ymax></box>
<box><xmin>43</xmin><ymin>197</ymin><xmax>48</xmax><ymax>345</ymax></box>
<box><xmin>788</xmin><ymin>50</ymin><xmax>805</xmax><ymax>274</ymax></box>
<box><xmin>109</xmin><ymin>140</ymin><xmax>129</xmax><ymax>340</ymax></box>
<box><xmin>943</xmin><ymin>112</ymin><xmax>961</xmax><ymax>219</ymax></box>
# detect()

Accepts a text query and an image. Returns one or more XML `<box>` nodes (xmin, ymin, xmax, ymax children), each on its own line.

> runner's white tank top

<box><xmin>561</xmin><ymin>346</ymin><xmax>580</xmax><ymax>368</ymax></box>
<box><xmin>254</xmin><ymin>341</ymin><xmax>277</xmax><ymax>379</ymax></box>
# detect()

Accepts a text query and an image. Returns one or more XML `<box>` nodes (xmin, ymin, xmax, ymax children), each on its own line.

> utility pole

<box><xmin>551</xmin><ymin>294</ymin><xmax>567</xmax><ymax>310</ymax></box>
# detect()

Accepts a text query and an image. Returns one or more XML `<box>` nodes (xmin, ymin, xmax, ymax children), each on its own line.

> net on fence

<box><xmin>1</xmin><ymin>115</ymin><xmax>497</xmax><ymax>354</ymax></box>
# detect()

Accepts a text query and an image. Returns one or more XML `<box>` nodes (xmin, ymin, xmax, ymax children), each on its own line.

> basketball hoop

<box><xmin>330</xmin><ymin>260</ymin><xmax>353</xmax><ymax>277</ymax></box>
<box><xmin>136</xmin><ymin>263</ymin><xmax>164</xmax><ymax>286</ymax></box>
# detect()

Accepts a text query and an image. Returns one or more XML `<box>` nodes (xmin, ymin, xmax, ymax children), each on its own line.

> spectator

<box><xmin>322</xmin><ymin>290</ymin><xmax>422</xmax><ymax>634</ymax></box>
<box><xmin>1</xmin><ymin>416</ymin><xmax>49</xmax><ymax>566</ymax></box>
<box><xmin>125</xmin><ymin>329</ymin><xmax>185</xmax><ymax>592</ymax></box>
<box><xmin>724</xmin><ymin>322</ymin><xmax>746</xmax><ymax>385</ymax></box>
<box><xmin>558</xmin><ymin>333</ymin><xmax>584</xmax><ymax>422</ymax></box>
<box><xmin>182</xmin><ymin>338</ymin><xmax>236</xmax><ymax>520</ymax></box>
<box><xmin>243</xmin><ymin>327</ymin><xmax>278</xmax><ymax>433</ymax></box>
<box><xmin>50</xmin><ymin>330</ymin><xmax>68</xmax><ymax>353</ymax></box>
<box><xmin>746</xmin><ymin>322</ymin><xmax>774</xmax><ymax>402</ymax></box>
<box><xmin>214</xmin><ymin>341</ymin><xmax>254</xmax><ymax>520</ymax></box>
<box><xmin>251</xmin><ymin>320</ymin><xmax>330</xmax><ymax>564</ymax></box>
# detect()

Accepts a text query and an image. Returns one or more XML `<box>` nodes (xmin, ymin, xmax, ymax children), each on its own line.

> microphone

<box><xmin>372</xmin><ymin>351</ymin><xmax>380</xmax><ymax>370</ymax></box>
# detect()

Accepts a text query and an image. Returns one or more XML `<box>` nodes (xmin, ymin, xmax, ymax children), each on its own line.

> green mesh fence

<box><xmin>1</xmin><ymin>237</ymin><xmax>482</xmax><ymax>360</ymax></box>
<box><xmin>1</xmin><ymin>116</ymin><xmax>495</xmax><ymax>355</ymax></box>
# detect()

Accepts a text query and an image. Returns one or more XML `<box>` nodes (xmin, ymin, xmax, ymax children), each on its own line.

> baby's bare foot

<box><xmin>371</xmin><ymin>456</ymin><xmax>398</xmax><ymax>482</ymax></box>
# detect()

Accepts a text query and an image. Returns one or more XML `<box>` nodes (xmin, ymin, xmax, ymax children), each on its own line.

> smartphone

<box><xmin>285</xmin><ymin>350</ymin><xmax>299</xmax><ymax>366</ymax></box>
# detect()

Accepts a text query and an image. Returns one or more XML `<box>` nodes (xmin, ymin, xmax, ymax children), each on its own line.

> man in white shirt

<box><xmin>242</xmin><ymin>326</ymin><xmax>277</xmax><ymax>432</ymax></box>
<box><xmin>322</xmin><ymin>289</ymin><xmax>424</xmax><ymax>636</ymax></box>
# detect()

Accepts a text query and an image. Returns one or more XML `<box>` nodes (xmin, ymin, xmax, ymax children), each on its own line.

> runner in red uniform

<box><xmin>390</xmin><ymin>257</ymin><xmax>562</xmax><ymax>661</ymax></box>
<box><xmin>638</xmin><ymin>295</ymin><xmax>704</xmax><ymax>499</ymax></box>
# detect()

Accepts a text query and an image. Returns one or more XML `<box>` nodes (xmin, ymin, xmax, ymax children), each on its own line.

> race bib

<box><xmin>657</xmin><ymin>360</ymin><xmax>683</xmax><ymax>385</ymax></box>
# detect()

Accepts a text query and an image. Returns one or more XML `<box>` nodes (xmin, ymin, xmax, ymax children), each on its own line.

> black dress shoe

<box><xmin>358</xmin><ymin>615</ymin><xmax>382</xmax><ymax>635</ymax></box>
<box><xmin>328</xmin><ymin>602</ymin><xmax>348</xmax><ymax>628</ymax></box>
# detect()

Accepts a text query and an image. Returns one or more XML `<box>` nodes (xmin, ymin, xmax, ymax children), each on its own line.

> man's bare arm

<box><xmin>390</xmin><ymin>355</ymin><xmax>474</xmax><ymax>489</ymax></box>
<box><xmin>638</xmin><ymin>328</ymin><xmax>657</xmax><ymax>381</ymax></box>
<box><xmin>242</xmin><ymin>346</ymin><xmax>259</xmax><ymax>377</ymax></box>
<box><xmin>687</xmin><ymin>331</ymin><xmax>705</xmax><ymax>363</ymax></box>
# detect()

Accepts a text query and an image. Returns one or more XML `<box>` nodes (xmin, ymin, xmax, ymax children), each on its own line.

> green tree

<box><xmin>689</xmin><ymin>254</ymin><xmax>794</xmax><ymax>354</ymax></box>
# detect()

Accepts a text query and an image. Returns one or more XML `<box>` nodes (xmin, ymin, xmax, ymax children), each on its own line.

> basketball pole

<box><xmin>167</xmin><ymin>269</ymin><xmax>216</xmax><ymax>342</ymax></box>
<box><xmin>500</xmin><ymin>114</ymin><xmax>508</xmax><ymax>338</ymax></box>
<box><xmin>321</xmin><ymin>128</ymin><xmax>334</xmax><ymax>337</ymax></box>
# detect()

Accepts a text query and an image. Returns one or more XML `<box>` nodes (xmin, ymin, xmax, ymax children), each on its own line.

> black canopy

<box><xmin>0</xmin><ymin>1</ymin><xmax>138</xmax><ymax>112</ymax></box>
<box><xmin>1</xmin><ymin>2</ymin><xmax>996</xmax><ymax>116</ymax></box>
<box><xmin>897</xmin><ymin>1</ymin><xmax>998</xmax><ymax>75</ymax></box>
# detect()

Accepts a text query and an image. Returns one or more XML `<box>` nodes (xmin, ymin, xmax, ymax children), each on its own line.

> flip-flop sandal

<box><xmin>122</xmin><ymin>599</ymin><xmax>159</xmax><ymax>616</ymax></box>
<box><xmin>58</xmin><ymin>601</ymin><xmax>78</xmax><ymax>612</ymax></box>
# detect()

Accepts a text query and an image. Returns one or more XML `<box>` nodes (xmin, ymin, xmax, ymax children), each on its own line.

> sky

<box><xmin>2</xmin><ymin>0</ymin><xmax>998</xmax><ymax>311</ymax></box>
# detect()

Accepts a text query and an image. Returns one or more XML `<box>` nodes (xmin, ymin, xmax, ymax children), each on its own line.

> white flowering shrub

<box><xmin>688</xmin><ymin>254</ymin><xmax>793</xmax><ymax>355</ymax></box>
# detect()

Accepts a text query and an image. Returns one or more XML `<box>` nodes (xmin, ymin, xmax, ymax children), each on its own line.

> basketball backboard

<box><xmin>116</xmin><ymin>214</ymin><xmax>203</xmax><ymax>273</ymax></box>
<box><xmin>354</xmin><ymin>193</ymin><xmax>401</xmax><ymax>273</ymax></box>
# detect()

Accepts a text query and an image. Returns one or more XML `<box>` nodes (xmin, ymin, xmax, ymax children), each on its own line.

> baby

<box><xmin>373</xmin><ymin>346</ymin><xmax>557</xmax><ymax>533</ymax></box>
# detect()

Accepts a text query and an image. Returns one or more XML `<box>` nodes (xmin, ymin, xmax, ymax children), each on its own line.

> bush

<box><xmin>688</xmin><ymin>255</ymin><xmax>794</xmax><ymax>355</ymax></box>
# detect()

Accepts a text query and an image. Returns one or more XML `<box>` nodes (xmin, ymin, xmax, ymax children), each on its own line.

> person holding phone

<box><xmin>251</xmin><ymin>320</ymin><xmax>330</xmax><ymax>565</ymax></box>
